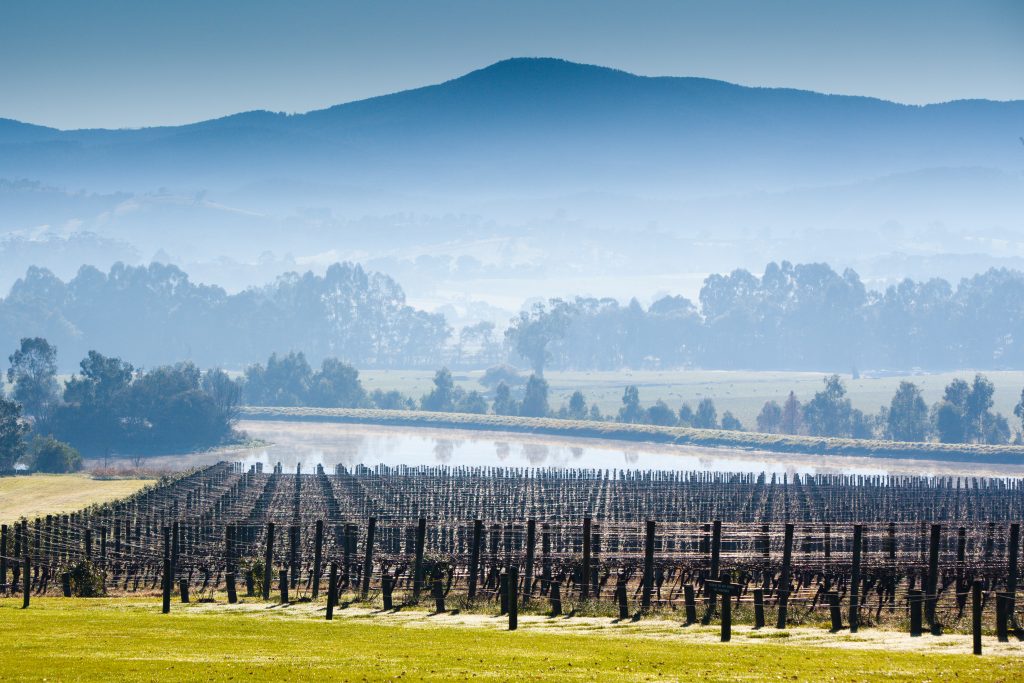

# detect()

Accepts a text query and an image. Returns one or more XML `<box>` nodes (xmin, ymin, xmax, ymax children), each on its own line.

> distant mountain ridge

<box><xmin>1</xmin><ymin>58</ymin><xmax>1021</xmax><ymax>198</ymax></box>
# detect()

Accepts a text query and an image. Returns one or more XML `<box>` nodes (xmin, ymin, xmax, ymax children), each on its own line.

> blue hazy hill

<box><xmin>1</xmin><ymin>58</ymin><xmax>1021</xmax><ymax>198</ymax></box>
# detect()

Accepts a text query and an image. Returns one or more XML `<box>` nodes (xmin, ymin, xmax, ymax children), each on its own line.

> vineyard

<box><xmin>2</xmin><ymin>461</ymin><xmax>1023</xmax><ymax>652</ymax></box>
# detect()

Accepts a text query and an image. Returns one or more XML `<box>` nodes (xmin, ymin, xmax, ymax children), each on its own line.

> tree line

<box><xmin>5</xmin><ymin>260</ymin><xmax>1024</xmax><ymax>374</ymax></box>
<box><xmin>1</xmin><ymin>337</ymin><xmax>241</xmax><ymax>472</ymax></box>
<box><xmin>506</xmin><ymin>262</ymin><xmax>1024</xmax><ymax>372</ymax></box>
<box><xmin>242</xmin><ymin>351</ymin><xmax>1024</xmax><ymax>445</ymax></box>
<box><xmin>0</xmin><ymin>262</ymin><xmax>450</xmax><ymax>371</ymax></box>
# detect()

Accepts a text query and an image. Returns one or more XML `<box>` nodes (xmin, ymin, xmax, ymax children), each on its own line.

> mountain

<box><xmin>1</xmin><ymin>58</ymin><xmax>1021</xmax><ymax>198</ymax></box>
<box><xmin>1</xmin><ymin>58</ymin><xmax>1023</xmax><ymax>308</ymax></box>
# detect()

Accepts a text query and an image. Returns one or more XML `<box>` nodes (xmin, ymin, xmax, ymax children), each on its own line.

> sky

<box><xmin>2</xmin><ymin>0</ymin><xmax>1023</xmax><ymax>130</ymax></box>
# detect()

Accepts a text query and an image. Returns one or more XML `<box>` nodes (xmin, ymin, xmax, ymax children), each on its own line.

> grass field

<box><xmin>0</xmin><ymin>474</ymin><xmax>156</xmax><ymax>524</ymax></box>
<box><xmin>361</xmin><ymin>369</ymin><xmax>1024</xmax><ymax>430</ymax></box>
<box><xmin>2</xmin><ymin>598</ymin><xmax>1023</xmax><ymax>682</ymax></box>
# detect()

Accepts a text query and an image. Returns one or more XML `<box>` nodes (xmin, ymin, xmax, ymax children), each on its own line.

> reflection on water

<box><xmin>113</xmin><ymin>420</ymin><xmax>1024</xmax><ymax>479</ymax></box>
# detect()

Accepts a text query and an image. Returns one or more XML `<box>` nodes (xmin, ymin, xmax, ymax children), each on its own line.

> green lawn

<box><xmin>361</xmin><ymin>369</ymin><xmax>1024</xmax><ymax>429</ymax></box>
<box><xmin>3</xmin><ymin>598</ymin><xmax>1023</xmax><ymax>681</ymax></box>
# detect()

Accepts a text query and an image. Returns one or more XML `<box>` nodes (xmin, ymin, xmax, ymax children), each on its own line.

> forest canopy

<box><xmin>3</xmin><ymin>260</ymin><xmax>1024</xmax><ymax>372</ymax></box>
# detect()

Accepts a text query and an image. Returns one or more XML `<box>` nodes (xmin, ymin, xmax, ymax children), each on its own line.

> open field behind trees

<box><xmin>2</xmin><ymin>599</ymin><xmax>1023</xmax><ymax>683</ymax></box>
<box><xmin>361</xmin><ymin>369</ymin><xmax>1024</xmax><ymax>433</ymax></box>
<box><xmin>0</xmin><ymin>474</ymin><xmax>155</xmax><ymax>524</ymax></box>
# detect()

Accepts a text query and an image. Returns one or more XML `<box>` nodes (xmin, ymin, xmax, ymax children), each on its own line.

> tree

<box><xmin>693</xmin><ymin>398</ymin><xmax>718</xmax><ymax>429</ymax></box>
<box><xmin>504</xmin><ymin>302</ymin><xmax>571</xmax><ymax>375</ymax></box>
<box><xmin>780</xmin><ymin>392</ymin><xmax>802</xmax><ymax>434</ymax></box>
<box><xmin>803</xmin><ymin>375</ymin><xmax>852</xmax><ymax>437</ymax></box>
<box><xmin>1015</xmin><ymin>388</ymin><xmax>1024</xmax><ymax>435</ymax></box>
<box><xmin>479</xmin><ymin>365</ymin><xmax>525</xmax><ymax>390</ymax></box>
<box><xmin>646</xmin><ymin>400</ymin><xmax>678</xmax><ymax>426</ymax></box>
<box><xmin>519</xmin><ymin>374</ymin><xmax>550</xmax><ymax>417</ymax></box>
<box><xmin>29</xmin><ymin>436</ymin><xmax>82</xmax><ymax>473</ymax></box>
<box><xmin>243</xmin><ymin>352</ymin><xmax>312</xmax><ymax>406</ymax></box>
<box><xmin>40</xmin><ymin>354</ymin><xmax>236</xmax><ymax>457</ymax></box>
<box><xmin>567</xmin><ymin>391</ymin><xmax>587</xmax><ymax>420</ymax></box>
<box><xmin>756</xmin><ymin>401</ymin><xmax>783</xmax><ymax>433</ymax></box>
<box><xmin>202</xmin><ymin>369</ymin><xmax>242</xmax><ymax>423</ymax></box>
<box><xmin>7</xmin><ymin>337</ymin><xmax>60</xmax><ymax>418</ymax></box>
<box><xmin>492</xmin><ymin>382</ymin><xmax>518</xmax><ymax>416</ymax></box>
<box><xmin>457</xmin><ymin>390</ymin><xmax>488</xmax><ymax>414</ymax></box>
<box><xmin>678</xmin><ymin>403</ymin><xmax>695</xmax><ymax>427</ymax></box>
<box><xmin>932</xmin><ymin>375</ymin><xmax>1005</xmax><ymax>444</ymax></box>
<box><xmin>618</xmin><ymin>385</ymin><xmax>644</xmax><ymax>423</ymax></box>
<box><xmin>421</xmin><ymin>367</ymin><xmax>457</xmax><ymax>412</ymax></box>
<box><xmin>886</xmin><ymin>381</ymin><xmax>929</xmax><ymax>442</ymax></box>
<box><xmin>964</xmin><ymin>374</ymin><xmax>995</xmax><ymax>443</ymax></box>
<box><xmin>720</xmin><ymin>411</ymin><xmax>743</xmax><ymax>431</ymax></box>
<box><xmin>0</xmin><ymin>396</ymin><xmax>28</xmax><ymax>471</ymax></box>
<box><xmin>309</xmin><ymin>358</ymin><xmax>366</xmax><ymax>408</ymax></box>
<box><xmin>371</xmin><ymin>389</ymin><xmax>413</xmax><ymax>410</ymax></box>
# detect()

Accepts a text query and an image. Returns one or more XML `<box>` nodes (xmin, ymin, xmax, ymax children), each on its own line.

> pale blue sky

<box><xmin>2</xmin><ymin>0</ymin><xmax>1022</xmax><ymax>129</ymax></box>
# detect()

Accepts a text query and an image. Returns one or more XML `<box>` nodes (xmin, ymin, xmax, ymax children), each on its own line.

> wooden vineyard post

<box><xmin>849</xmin><ymin>524</ymin><xmax>862</xmax><ymax>633</ymax></box>
<box><xmin>499</xmin><ymin>570</ymin><xmax>509</xmax><ymax>615</ymax></box>
<box><xmin>413</xmin><ymin>517</ymin><xmax>426</xmax><ymax>601</ymax></box>
<box><xmin>541</xmin><ymin>524</ymin><xmax>552</xmax><ymax>595</ymax></box>
<box><xmin>262</xmin><ymin>522</ymin><xmax>274</xmax><ymax>601</ymax></box>
<box><xmin>776</xmin><ymin>523</ymin><xmax>794</xmax><ymax>629</ymax></box>
<box><xmin>22</xmin><ymin>554</ymin><xmax>30</xmax><ymax>609</ymax></box>
<box><xmin>641</xmin><ymin>521</ymin><xmax>655</xmax><ymax>609</ymax></box>
<box><xmin>581</xmin><ymin>517</ymin><xmax>592</xmax><ymax>601</ymax></box>
<box><xmin>432</xmin><ymin>565</ymin><xmax>445</xmax><ymax>613</ymax></box>
<box><xmin>382</xmin><ymin>574</ymin><xmax>394</xmax><ymax>610</ymax></box>
<box><xmin>226</xmin><ymin>573</ymin><xmax>237</xmax><ymax>604</ymax></box>
<box><xmin>972</xmin><ymin>580</ymin><xmax>982</xmax><ymax>656</ymax></box>
<box><xmin>927</xmin><ymin>524</ymin><xmax>941</xmax><ymax>635</ymax></box>
<box><xmin>753</xmin><ymin>588</ymin><xmax>765</xmax><ymax>629</ymax></box>
<box><xmin>361</xmin><ymin>517</ymin><xmax>376</xmax><ymax>599</ymax></box>
<box><xmin>468</xmin><ymin>519</ymin><xmax>482</xmax><ymax>601</ymax></box>
<box><xmin>909</xmin><ymin>590</ymin><xmax>923</xmax><ymax>636</ymax></box>
<box><xmin>1007</xmin><ymin>523</ymin><xmax>1020</xmax><ymax>615</ymax></box>
<box><xmin>616</xmin><ymin>573</ymin><xmax>629</xmax><ymax>620</ymax></box>
<box><xmin>997</xmin><ymin>593</ymin><xmax>1010</xmax><ymax>642</ymax></box>
<box><xmin>162</xmin><ymin>526</ymin><xmax>171</xmax><ymax>614</ymax></box>
<box><xmin>550</xmin><ymin>580</ymin><xmax>562</xmax><ymax>616</ymax></box>
<box><xmin>827</xmin><ymin>591</ymin><xmax>842</xmax><ymax>631</ymax></box>
<box><xmin>706</xmin><ymin>573</ymin><xmax>739</xmax><ymax>642</ymax></box>
<box><xmin>312</xmin><ymin>520</ymin><xmax>324</xmax><ymax>600</ymax></box>
<box><xmin>326</xmin><ymin>563</ymin><xmax>339</xmax><ymax>620</ymax></box>
<box><xmin>171</xmin><ymin>521</ymin><xmax>179</xmax><ymax>580</ymax></box>
<box><xmin>508</xmin><ymin>565</ymin><xmax>518</xmax><ymax>631</ymax></box>
<box><xmin>289</xmin><ymin>525</ymin><xmax>299</xmax><ymax>589</ymax></box>
<box><xmin>523</xmin><ymin>520</ymin><xmax>536</xmax><ymax>604</ymax></box>
<box><xmin>179</xmin><ymin>579</ymin><xmax>190</xmax><ymax>604</ymax></box>
<box><xmin>683</xmin><ymin>585</ymin><xmax>697</xmax><ymax>625</ymax></box>
<box><xmin>279</xmin><ymin>569</ymin><xmax>289</xmax><ymax>604</ymax></box>
<box><xmin>701</xmin><ymin>520</ymin><xmax>722</xmax><ymax>625</ymax></box>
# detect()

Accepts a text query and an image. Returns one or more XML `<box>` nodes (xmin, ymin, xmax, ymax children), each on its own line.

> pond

<box><xmin>103</xmin><ymin>419</ymin><xmax>1024</xmax><ymax>478</ymax></box>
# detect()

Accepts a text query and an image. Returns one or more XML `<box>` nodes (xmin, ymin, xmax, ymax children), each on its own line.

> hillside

<box><xmin>1</xmin><ymin>58</ymin><xmax>1021</xmax><ymax>197</ymax></box>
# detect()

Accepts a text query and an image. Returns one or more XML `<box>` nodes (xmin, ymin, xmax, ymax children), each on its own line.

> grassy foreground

<box><xmin>3</xmin><ymin>598</ymin><xmax>1023</xmax><ymax>682</ymax></box>
<box><xmin>0</xmin><ymin>475</ymin><xmax>156</xmax><ymax>524</ymax></box>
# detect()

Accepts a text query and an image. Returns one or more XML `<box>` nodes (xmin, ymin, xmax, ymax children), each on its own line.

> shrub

<box><xmin>67</xmin><ymin>560</ymin><xmax>106</xmax><ymax>597</ymax></box>
<box><xmin>29</xmin><ymin>436</ymin><xmax>82</xmax><ymax>473</ymax></box>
